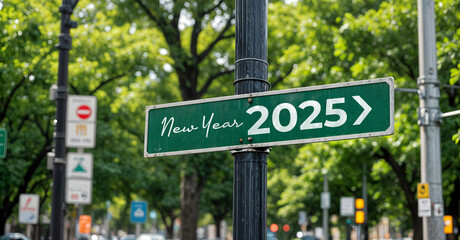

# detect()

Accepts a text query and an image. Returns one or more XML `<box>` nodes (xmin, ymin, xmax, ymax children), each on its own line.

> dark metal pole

<box><xmin>233</xmin><ymin>0</ymin><xmax>270</xmax><ymax>239</ymax></box>
<box><xmin>362</xmin><ymin>163</ymin><xmax>368</xmax><ymax>240</ymax></box>
<box><xmin>346</xmin><ymin>219</ymin><xmax>351</xmax><ymax>240</ymax></box>
<box><xmin>52</xmin><ymin>0</ymin><xmax>77</xmax><ymax>239</ymax></box>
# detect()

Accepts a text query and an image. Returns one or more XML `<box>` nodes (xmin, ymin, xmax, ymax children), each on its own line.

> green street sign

<box><xmin>144</xmin><ymin>77</ymin><xmax>394</xmax><ymax>157</ymax></box>
<box><xmin>0</xmin><ymin>128</ymin><xmax>6</xmax><ymax>159</ymax></box>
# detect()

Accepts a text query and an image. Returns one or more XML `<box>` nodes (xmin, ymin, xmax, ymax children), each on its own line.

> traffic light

<box><xmin>355</xmin><ymin>198</ymin><xmax>365</xmax><ymax>224</ymax></box>
<box><xmin>282</xmin><ymin>224</ymin><xmax>290</xmax><ymax>232</ymax></box>
<box><xmin>270</xmin><ymin>223</ymin><xmax>279</xmax><ymax>233</ymax></box>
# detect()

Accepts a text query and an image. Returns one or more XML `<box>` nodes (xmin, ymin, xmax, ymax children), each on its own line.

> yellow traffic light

<box><xmin>355</xmin><ymin>198</ymin><xmax>365</xmax><ymax>209</ymax></box>
<box><xmin>355</xmin><ymin>210</ymin><xmax>365</xmax><ymax>224</ymax></box>
<box><xmin>444</xmin><ymin>215</ymin><xmax>453</xmax><ymax>234</ymax></box>
<box><xmin>355</xmin><ymin>198</ymin><xmax>365</xmax><ymax>224</ymax></box>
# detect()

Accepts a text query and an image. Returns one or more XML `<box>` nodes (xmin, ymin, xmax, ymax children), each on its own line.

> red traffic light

<box><xmin>283</xmin><ymin>224</ymin><xmax>290</xmax><ymax>232</ymax></box>
<box><xmin>270</xmin><ymin>223</ymin><xmax>279</xmax><ymax>232</ymax></box>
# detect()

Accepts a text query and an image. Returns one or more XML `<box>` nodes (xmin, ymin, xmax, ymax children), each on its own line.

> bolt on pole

<box><xmin>233</xmin><ymin>0</ymin><xmax>270</xmax><ymax>239</ymax></box>
<box><xmin>417</xmin><ymin>0</ymin><xmax>445</xmax><ymax>239</ymax></box>
<box><xmin>51</xmin><ymin>0</ymin><xmax>78</xmax><ymax>239</ymax></box>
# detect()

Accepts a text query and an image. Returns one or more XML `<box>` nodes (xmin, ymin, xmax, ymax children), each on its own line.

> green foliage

<box><xmin>2</xmin><ymin>0</ymin><xmax>460</xmax><ymax>238</ymax></box>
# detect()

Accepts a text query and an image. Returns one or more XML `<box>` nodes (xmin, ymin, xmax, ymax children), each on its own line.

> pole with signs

<box><xmin>340</xmin><ymin>197</ymin><xmax>354</xmax><ymax>240</ymax></box>
<box><xmin>51</xmin><ymin>0</ymin><xmax>79</xmax><ymax>239</ymax></box>
<box><xmin>131</xmin><ymin>201</ymin><xmax>147</xmax><ymax>235</ymax></box>
<box><xmin>417</xmin><ymin>0</ymin><xmax>444</xmax><ymax>238</ymax></box>
<box><xmin>232</xmin><ymin>0</ymin><xmax>270</xmax><ymax>239</ymax></box>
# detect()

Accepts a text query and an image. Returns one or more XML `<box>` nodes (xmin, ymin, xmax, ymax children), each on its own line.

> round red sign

<box><xmin>76</xmin><ymin>105</ymin><xmax>92</xmax><ymax>120</ymax></box>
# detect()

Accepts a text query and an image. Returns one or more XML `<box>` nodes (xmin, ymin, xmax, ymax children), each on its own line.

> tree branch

<box><xmin>202</xmin><ymin>0</ymin><xmax>225</xmax><ymax>16</ymax></box>
<box><xmin>1</xmin><ymin>46</ymin><xmax>56</xmax><ymax>123</ymax></box>
<box><xmin>68</xmin><ymin>82</ymin><xmax>80</xmax><ymax>95</ymax></box>
<box><xmin>89</xmin><ymin>73</ymin><xmax>126</xmax><ymax>95</ymax></box>
<box><xmin>190</xmin><ymin>20</ymin><xmax>203</xmax><ymax>58</ymax></box>
<box><xmin>9</xmin><ymin>115</ymin><xmax>29</xmax><ymax>144</ymax></box>
<box><xmin>0</xmin><ymin>76</ymin><xmax>27</xmax><ymax>123</ymax></box>
<box><xmin>116</xmin><ymin>118</ymin><xmax>143</xmax><ymax>143</ymax></box>
<box><xmin>381</xmin><ymin>51</ymin><xmax>417</xmax><ymax>81</ymax></box>
<box><xmin>6</xmin><ymin>141</ymin><xmax>52</xmax><ymax>224</ymax></box>
<box><xmin>27</xmin><ymin>177</ymin><xmax>50</xmax><ymax>193</ymax></box>
<box><xmin>33</xmin><ymin>114</ymin><xmax>46</xmax><ymax>138</ymax></box>
<box><xmin>133</xmin><ymin>0</ymin><xmax>160</xmax><ymax>25</ymax></box>
<box><xmin>374</xmin><ymin>147</ymin><xmax>416</xmax><ymax>208</ymax></box>
<box><xmin>197</xmin><ymin>69</ymin><xmax>234</xmax><ymax>98</ymax></box>
<box><xmin>191</xmin><ymin>0</ymin><xmax>226</xmax><ymax>57</ymax></box>
<box><xmin>198</xmin><ymin>15</ymin><xmax>234</xmax><ymax>63</ymax></box>
<box><xmin>271</xmin><ymin>64</ymin><xmax>295</xmax><ymax>88</ymax></box>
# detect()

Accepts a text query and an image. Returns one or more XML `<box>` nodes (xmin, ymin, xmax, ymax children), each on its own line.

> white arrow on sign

<box><xmin>352</xmin><ymin>96</ymin><xmax>372</xmax><ymax>125</ymax></box>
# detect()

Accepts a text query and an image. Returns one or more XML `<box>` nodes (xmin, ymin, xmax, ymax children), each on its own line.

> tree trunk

<box><xmin>180</xmin><ymin>172</ymin><xmax>204</xmax><ymax>240</ymax></box>
<box><xmin>165</xmin><ymin>217</ymin><xmax>174</xmax><ymax>240</ymax></box>
<box><xmin>377</xmin><ymin>148</ymin><xmax>422</xmax><ymax>240</ymax></box>
<box><xmin>213</xmin><ymin>216</ymin><xmax>223</xmax><ymax>239</ymax></box>
<box><xmin>160</xmin><ymin>210</ymin><xmax>176</xmax><ymax>239</ymax></box>
<box><xmin>0</xmin><ymin>216</ymin><xmax>6</xmax><ymax>236</ymax></box>
<box><xmin>410</xmin><ymin>206</ymin><xmax>423</xmax><ymax>240</ymax></box>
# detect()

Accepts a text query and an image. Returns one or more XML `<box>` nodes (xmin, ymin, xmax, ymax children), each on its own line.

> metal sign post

<box><xmin>232</xmin><ymin>0</ymin><xmax>269</xmax><ymax>239</ymax></box>
<box><xmin>417</xmin><ymin>0</ymin><xmax>445</xmax><ymax>238</ymax></box>
<box><xmin>51</xmin><ymin>0</ymin><xmax>79</xmax><ymax>239</ymax></box>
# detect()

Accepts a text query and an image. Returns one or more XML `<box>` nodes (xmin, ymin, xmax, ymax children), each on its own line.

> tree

<box><xmin>200</xmin><ymin>155</ymin><xmax>233</xmax><ymax>239</ymax></box>
<box><xmin>108</xmin><ymin>1</ymin><xmax>236</xmax><ymax>239</ymax></box>
<box><xmin>266</xmin><ymin>0</ymin><xmax>460</xmax><ymax>239</ymax></box>
<box><xmin>0</xmin><ymin>0</ymin><xmax>59</xmax><ymax>234</ymax></box>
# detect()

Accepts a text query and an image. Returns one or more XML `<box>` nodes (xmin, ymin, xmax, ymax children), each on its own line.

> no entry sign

<box><xmin>76</xmin><ymin>105</ymin><xmax>92</xmax><ymax>120</ymax></box>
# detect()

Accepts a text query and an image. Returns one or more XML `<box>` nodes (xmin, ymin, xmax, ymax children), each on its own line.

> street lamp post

<box><xmin>51</xmin><ymin>0</ymin><xmax>78</xmax><ymax>239</ymax></box>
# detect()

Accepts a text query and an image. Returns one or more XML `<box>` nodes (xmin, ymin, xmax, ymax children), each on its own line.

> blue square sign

<box><xmin>130</xmin><ymin>201</ymin><xmax>147</xmax><ymax>223</ymax></box>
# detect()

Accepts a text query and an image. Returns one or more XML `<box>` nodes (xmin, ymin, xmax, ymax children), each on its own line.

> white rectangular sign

<box><xmin>321</xmin><ymin>192</ymin><xmax>331</xmax><ymax>209</ymax></box>
<box><xmin>66</xmin><ymin>153</ymin><xmax>93</xmax><ymax>179</ymax></box>
<box><xmin>19</xmin><ymin>194</ymin><xmax>39</xmax><ymax>224</ymax></box>
<box><xmin>298</xmin><ymin>211</ymin><xmax>307</xmax><ymax>225</ymax></box>
<box><xmin>66</xmin><ymin>95</ymin><xmax>97</xmax><ymax>148</ymax></box>
<box><xmin>434</xmin><ymin>203</ymin><xmax>443</xmax><ymax>217</ymax></box>
<box><xmin>418</xmin><ymin>198</ymin><xmax>431</xmax><ymax>217</ymax></box>
<box><xmin>340</xmin><ymin>197</ymin><xmax>355</xmax><ymax>217</ymax></box>
<box><xmin>66</xmin><ymin>178</ymin><xmax>92</xmax><ymax>204</ymax></box>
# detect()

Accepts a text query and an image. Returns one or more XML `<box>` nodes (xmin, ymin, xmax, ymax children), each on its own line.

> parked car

<box><xmin>136</xmin><ymin>234</ymin><xmax>165</xmax><ymax>240</ymax></box>
<box><xmin>120</xmin><ymin>235</ymin><xmax>136</xmax><ymax>240</ymax></box>
<box><xmin>0</xmin><ymin>233</ymin><xmax>30</xmax><ymax>240</ymax></box>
